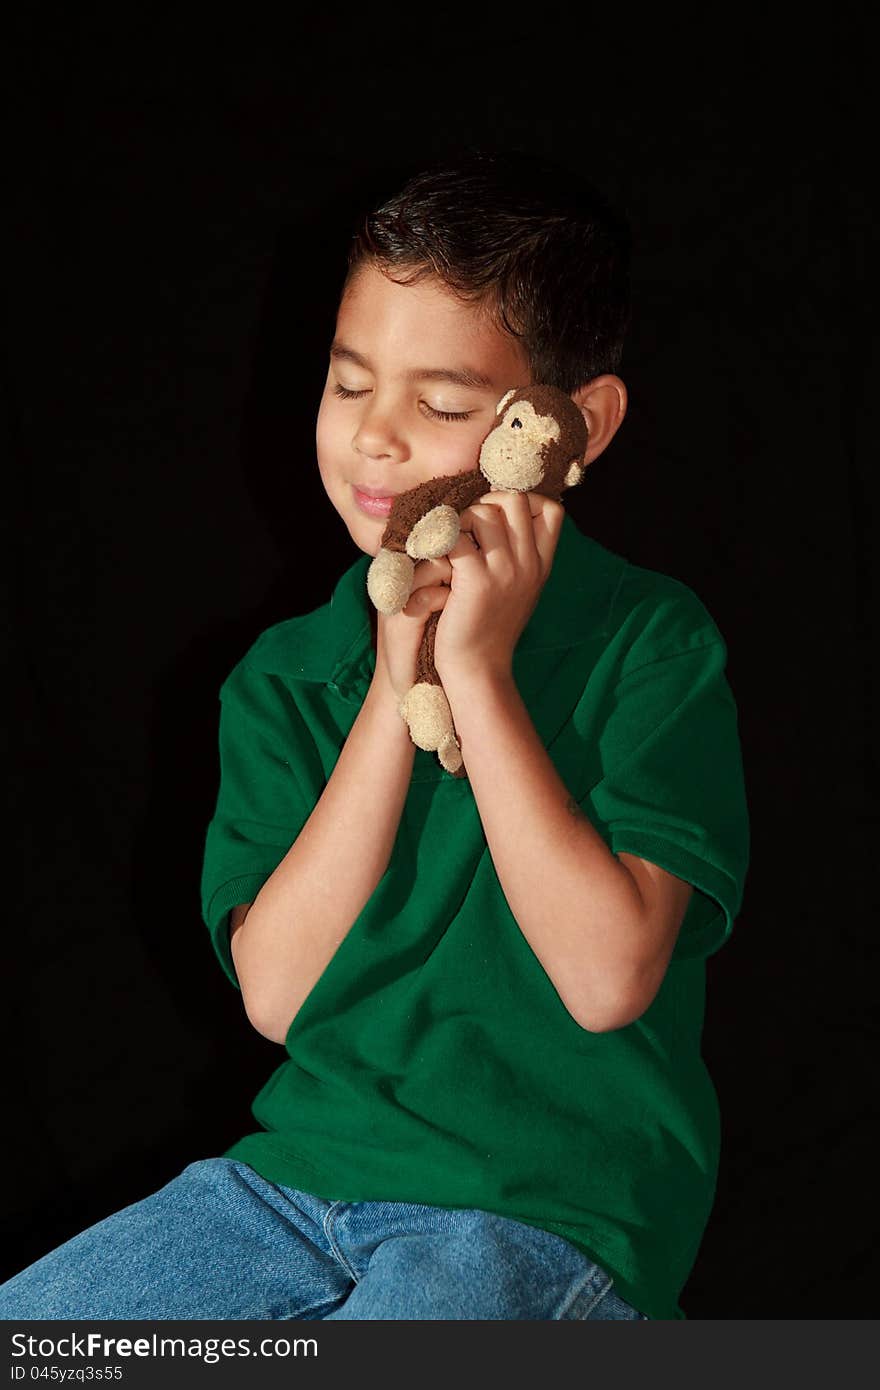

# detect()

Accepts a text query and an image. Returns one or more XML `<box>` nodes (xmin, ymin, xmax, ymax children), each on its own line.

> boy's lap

<box><xmin>1</xmin><ymin>1161</ymin><xmax>646</xmax><ymax>1321</ymax></box>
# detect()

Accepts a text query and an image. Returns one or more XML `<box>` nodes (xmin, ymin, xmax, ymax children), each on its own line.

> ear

<box><xmin>495</xmin><ymin>388</ymin><xmax>517</xmax><ymax>416</ymax></box>
<box><xmin>570</xmin><ymin>376</ymin><xmax>628</xmax><ymax>466</ymax></box>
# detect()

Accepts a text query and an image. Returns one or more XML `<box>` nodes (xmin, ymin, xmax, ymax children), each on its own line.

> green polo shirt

<box><xmin>200</xmin><ymin>511</ymin><xmax>749</xmax><ymax>1321</ymax></box>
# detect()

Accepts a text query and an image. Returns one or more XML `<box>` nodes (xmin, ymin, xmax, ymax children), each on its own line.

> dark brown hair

<box><xmin>344</xmin><ymin>147</ymin><xmax>632</xmax><ymax>394</ymax></box>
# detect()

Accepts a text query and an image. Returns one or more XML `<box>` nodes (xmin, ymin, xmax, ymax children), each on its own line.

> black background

<box><xmin>5</xmin><ymin>18</ymin><xmax>877</xmax><ymax>1316</ymax></box>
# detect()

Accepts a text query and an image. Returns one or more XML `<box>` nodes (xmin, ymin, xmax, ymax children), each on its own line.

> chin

<box><xmin>346</xmin><ymin>516</ymin><xmax>385</xmax><ymax>558</ymax></box>
<box><xmin>325</xmin><ymin>492</ymin><xmax>381</xmax><ymax>557</ymax></box>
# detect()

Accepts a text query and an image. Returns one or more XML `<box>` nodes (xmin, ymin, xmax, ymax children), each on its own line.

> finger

<box><xmin>455</xmin><ymin>497</ymin><xmax>511</xmax><ymax>544</ymax></box>
<box><xmin>480</xmin><ymin>489</ymin><xmax>544</xmax><ymax>519</ymax></box>
<box><xmin>530</xmin><ymin>496</ymin><xmax>565</xmax><ymax>573</ymax></box>
<box><xmin>410</xmin><ymin>555</ymin><xmax>453</xmax><ymax>590</ymax></box>
<box><xmin>456</xmin><ymin>499</ymin><xmax>510</xmax><ymax>562</ymax></box>
<box><xmin>445</xmin><ymin>523</ymin><xmax>483</xmax><ymax>571</ymax></box>
<box><xmin>478</xmin><ymin>489</ymin><xmax>540</xmax><ymax>570</ymax></box>
<box><xmin>401</xmin><ymin>582</ymin><xmax>450</xmax><ymax>619</ymax></box>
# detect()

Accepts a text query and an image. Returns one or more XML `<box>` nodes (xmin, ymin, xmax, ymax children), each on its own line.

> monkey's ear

<box><xmin>563</xmin><ymin>459</ymin><xmax>586</xmax><ymax>488</ymax></box>
<box><xmin>495</xmin><ymin>389</ymin><xmax>517</xmax><ymax>415</ymax></box>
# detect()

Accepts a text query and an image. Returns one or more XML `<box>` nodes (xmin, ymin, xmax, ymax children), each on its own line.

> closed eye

<box><xmin>424</xmin><ymin>404</ymin><xmax>474</xmax><ymax>422</ymax></box>
<box><xmin>333</xmin><ymin>385</ymin><xmax>369</xmax><ymax>401</ymax></box>
<box><xmin>332</xmin><ymin>384</ymin><xmax>473</xmax><ymax>422</ymax></box>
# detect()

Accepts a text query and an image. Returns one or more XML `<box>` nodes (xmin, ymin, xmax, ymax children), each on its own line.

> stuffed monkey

<box><xmin>366</xmin><ymin>384</ymin><xmax>589</xmax><ymax>777</ymax></box>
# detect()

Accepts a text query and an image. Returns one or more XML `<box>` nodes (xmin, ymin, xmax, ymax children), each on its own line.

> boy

<box><xmin>0</xmin><ymin>148</ymin><xmax>749</xmax><ymax>1322</ymax></box>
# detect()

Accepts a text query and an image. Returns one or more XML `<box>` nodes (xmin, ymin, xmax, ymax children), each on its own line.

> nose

<box><xmin>352</xmin><ymin>397</ymin><xmax>407</xmax><ymax>462</ymax></box>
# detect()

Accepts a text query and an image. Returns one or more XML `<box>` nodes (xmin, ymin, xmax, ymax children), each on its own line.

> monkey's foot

<box><xmin>367</xmin><ymin>548</ymin><xmax>415</xmax><ymax>615</ymax></box>
<box><xmin>400</xmin><ymin>682</ymin><xmax>455</xmax><ymax>750</ymax></box>
<box><xmin>437</xmin><ymin>731</ymin><xmax>464</xmax><ymax>775</ymax></box>
<box><xmin>405</xmin><ymin>505</ymin><xmax>461</xmax><ymax>560</ymax></box>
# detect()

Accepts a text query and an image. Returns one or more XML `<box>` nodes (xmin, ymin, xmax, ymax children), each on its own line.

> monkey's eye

<box><xmin>511</xmin><ymin>418</ymin><xmax>522</xmax><ymax>429</ymax></box>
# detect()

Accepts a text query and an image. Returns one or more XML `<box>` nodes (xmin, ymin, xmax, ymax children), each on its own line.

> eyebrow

<box><xmin>329</xmin><ymin>342</ymin><xmax>495</xmax><ymax>391</ymax></box>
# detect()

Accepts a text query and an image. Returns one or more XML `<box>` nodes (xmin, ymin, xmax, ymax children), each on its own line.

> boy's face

<box><xmin>316</xmin><ymin>262</ymin><xmax>532</xmax><ymax>556</ymax></box>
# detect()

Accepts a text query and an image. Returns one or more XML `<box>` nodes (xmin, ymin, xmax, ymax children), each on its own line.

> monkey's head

<box><xmin>478</xmin><ymin>385</ymin><xmax>589</xmax><ymax>496</ymax></box>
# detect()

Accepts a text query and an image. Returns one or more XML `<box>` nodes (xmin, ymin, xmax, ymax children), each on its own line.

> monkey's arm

<box><xmin>379</xmin><ymin>470</ymin><xmax>491</xmax><ymax>552</ymax></box>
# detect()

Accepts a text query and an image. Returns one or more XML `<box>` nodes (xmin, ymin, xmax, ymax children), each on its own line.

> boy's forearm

<box><xmin>444</xmin><ymin>667</ymin><xmax>645</xmax><ymax>1032</ymax></box>
<box><xmin>232</xmin><ymin>674</ymin><xmax>415</xmax><ymax>1043</ymax></box>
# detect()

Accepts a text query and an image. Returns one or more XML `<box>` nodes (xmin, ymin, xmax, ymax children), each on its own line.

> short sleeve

<box><xmin>199</xmin><ymin>659</ymin><xmax>318</xmax><ymax>990</ymax></box>
<box><xmin>586</xmin><ymin>636</ymin><xmax>750</xmax><ymax>961</ymax></box>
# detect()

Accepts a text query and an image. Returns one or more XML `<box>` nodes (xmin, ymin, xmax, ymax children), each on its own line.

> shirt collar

<box><xmin>270</xmin><ymin>509</ymin><xmax>627</xmax><ymax>719</ymax></box>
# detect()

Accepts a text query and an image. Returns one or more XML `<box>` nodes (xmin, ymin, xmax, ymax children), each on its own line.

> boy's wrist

<box><xmin>365</xmin><ymin>667</ymin><xmax>416</xmax><ymax>732</ymax></box>
<box><xmin>440</xmin><ymin>662</ymin><xmax>516</xmax><ymax>711</ymax></box>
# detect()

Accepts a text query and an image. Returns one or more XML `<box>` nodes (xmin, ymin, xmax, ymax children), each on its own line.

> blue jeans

<box><xmin>0</xmin><ymin>1158</ymin><xmax>648</xmax><ymax>1320</ymax></box>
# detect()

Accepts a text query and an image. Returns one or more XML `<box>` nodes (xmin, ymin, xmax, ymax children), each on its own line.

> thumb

<box><xmin>402</xmin><ymin>583</ymin><xmax>449</xmax><ymax>620</ymax></box>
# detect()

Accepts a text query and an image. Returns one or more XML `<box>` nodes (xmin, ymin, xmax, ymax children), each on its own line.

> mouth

<box><xmin>352</xmin><ymin>484</ymin><xmax>397</xmax><ymax>517</ymax></box>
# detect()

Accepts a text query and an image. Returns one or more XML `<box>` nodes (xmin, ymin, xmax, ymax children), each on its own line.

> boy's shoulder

<box><xmin>611</xmin><ymin>556</ymin><xmax>726</xmax><ymax>671</ymax></box>
<box><xmin>223</xmin><ymin>553</ymin><xmax>371</xmax><ymax>687</ymax></box>
<box><xmin>551</xmin><ymin>514</ymin><xmax>727</xmax><ymax>668</ymax></box>
<box><xmin>241</xmin><ymin>605</ymin><xmax>334</xmax><ymax>675</ymax></box>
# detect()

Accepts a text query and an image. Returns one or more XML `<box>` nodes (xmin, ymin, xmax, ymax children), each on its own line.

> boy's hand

<box><xmin>371</xmin><ymin>556</ymin><xmax>453</xmax><ymax>708</ymax></box>
<box><xmin>433</xmin><ymin>491</ymin><xmax>564</xmax><ymax>685</ymax></box>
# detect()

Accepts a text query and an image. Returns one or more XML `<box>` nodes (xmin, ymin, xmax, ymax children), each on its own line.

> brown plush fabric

<box><xmin>416</xmin><ymin>609</ymin><xmax>443</xmax><ymax>688</ymax></box>
<box><xmin>369</xmin><ymin>384</ymin><xmax>589</xmax><ymax>776</ymax></box>
<box><xmin>380</xmin><ymin>470</ymin><xmax>491</xmax><ymax>553</ymax></box>
<box><xmin>413</xmin><ymin>612</ymin><xmax>467</xmax><ymax>780</ymax></box>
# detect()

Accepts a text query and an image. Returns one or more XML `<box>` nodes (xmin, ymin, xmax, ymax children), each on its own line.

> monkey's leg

<box><xmin>398</xmin><ymin>613</ymin><xmax>465</xmax><ymax>777</ymax></box>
